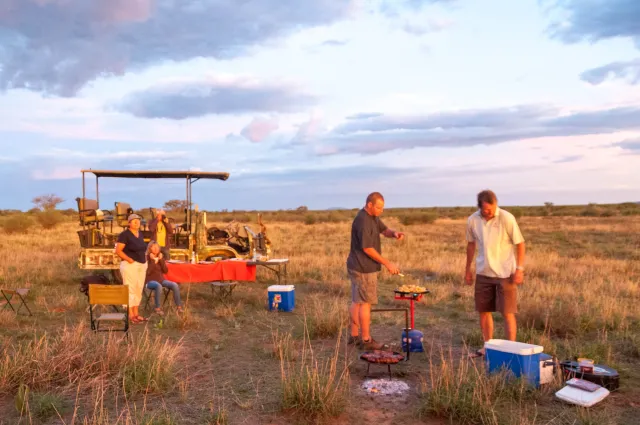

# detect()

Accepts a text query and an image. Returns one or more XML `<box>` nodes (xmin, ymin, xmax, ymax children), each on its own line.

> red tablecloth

<box><xmin>165</xmin><ymin>260</ymin><xmax>256</xmax><ymax>284</ymax></box>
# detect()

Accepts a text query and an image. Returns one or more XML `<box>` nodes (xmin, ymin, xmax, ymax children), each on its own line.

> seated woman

<box><xmin>145</xmin><ymin>241</ymin><xmax>184</xmax><ymax>315</ymax></box>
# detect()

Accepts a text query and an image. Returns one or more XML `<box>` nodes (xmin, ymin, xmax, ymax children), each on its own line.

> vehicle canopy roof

<box><xmin>81</xmin><ymin>170</ymin><xmax>229</xmax><ymax>180</ymax></box>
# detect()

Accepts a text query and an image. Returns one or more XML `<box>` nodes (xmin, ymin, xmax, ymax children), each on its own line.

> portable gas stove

<box><xmin>362</xmin><ymin>286</ymin><xmax>430</xmax><ymax>377</ymax></box>
<box><xmin>394</xmin><ymin>287</ymin><xmax>430</xmax><ymax>353</ymax></box>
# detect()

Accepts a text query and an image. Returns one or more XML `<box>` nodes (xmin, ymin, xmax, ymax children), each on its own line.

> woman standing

<box><xmin>115</xmin><ymin>213</ymin><xmax>148</xmax><ymax>323</ymax></box>
<box><xmin>145</xmin><ymin>241</ymin><xmax>184</xmax><ymax>315</ymax></box>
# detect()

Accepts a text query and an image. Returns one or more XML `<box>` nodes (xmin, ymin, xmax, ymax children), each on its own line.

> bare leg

<box><xmin>349</xmin><ymin>303</ymin><xmax>360</xmax><ymax>337</ymax></box>
<box><xmin>503</xmin><ymin>313</ymin><xmax>517</xmax><ymax>341</ymax></box>
<box><xmin>479</xmin><ymin>312</ymin><xmax>494</xmax><ymax>353</ymax></box>
<box><xmin>360</xmin><ymin>303</ymin><xmax>372</xmax><ymax>341</ymax></box>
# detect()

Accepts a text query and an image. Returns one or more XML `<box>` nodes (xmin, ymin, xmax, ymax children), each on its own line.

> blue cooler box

<box><xmin>485</xmin><ymin>339</ymin><xmax>544</xmax><ymax>387</ymax></box>
<box><xmin>268</xmin><ymin>285</ymin><xmax>295</xmax><ymax>312</ymax></box>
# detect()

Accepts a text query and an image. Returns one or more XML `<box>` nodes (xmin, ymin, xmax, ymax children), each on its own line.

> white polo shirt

<box><xmin>466</xmin><ymin>207</ymin><xmax>524</xmax><ymax>279</ymax></box>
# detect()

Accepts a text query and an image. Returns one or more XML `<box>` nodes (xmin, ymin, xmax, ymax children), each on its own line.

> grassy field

<box><xmin>0</xmin><ymin>211</ymin><xmax>639</xmax><ymax>424</ymax></box>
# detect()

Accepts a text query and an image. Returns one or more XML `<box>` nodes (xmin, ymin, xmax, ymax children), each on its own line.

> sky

<box><xmin>0</xmin><ymin>0</ymin><xmax>639</xmax><ymax>211</ymax></box>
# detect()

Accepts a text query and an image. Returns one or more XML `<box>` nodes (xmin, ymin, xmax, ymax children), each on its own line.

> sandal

<box><xmin>176</xmin><ymin>306</ymin><xmax>184</xmax><ymax>314</ymax></box>
<box><xmin>136</xmin><ymin>316</ymin><xmax>149</xmax><ymax>322</ymax></box>
<box><xmin>130</xmin><ymin>316</ymin><xmax>142</xmax><ymax>324</ymax></box>
<box><xmin>154</xmin><ymin>308</ymin><xmax>164</xmax><ymax>316</ymax></box>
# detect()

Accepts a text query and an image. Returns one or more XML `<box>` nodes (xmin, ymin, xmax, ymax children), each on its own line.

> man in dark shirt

<box><xmin>347</xmin><ymin>192</ymin><xmax>404</xmax><ymax>350</ymax></box>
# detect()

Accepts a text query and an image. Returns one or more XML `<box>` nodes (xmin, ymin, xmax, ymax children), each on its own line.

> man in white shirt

<box><xmin>465</xmin><ymin>190</ymin><xmax>526</xmax><ymax>357</ymax></box>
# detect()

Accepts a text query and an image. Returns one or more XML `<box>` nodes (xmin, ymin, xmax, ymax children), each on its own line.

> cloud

<box><xmin>548</xmin><ymin>1</ymin><xmax>640</xmax><ymax>85</ymax></box>
<box><xmin>115</xmin><ymin>77</ymin><xmax>317</xmax><ymax>119</ymax></box>
<box><xmin>381</xmin><ymin>0</ymin><xmax>456</xmax><ymax>16</ymax></box>
<box><xmin>240</xmin><ymin>117</ymin><xmax>279</xmax><ymax>143</ymax></box>
<box><xmin>580</xmin><ymin>59</ymin><xmax>640</xmax><ymax>85</ymax></box>
<box><xmin>291</xmin><ymin>112</ymin><xmax>326</xmax><ymax>144</ymax></box>
<box><xmin>548</xmin><ymin>0</ymin><xmax>640</xmax><ymax>46</ymax></box>
<box><xmin>32</xmin><ymin>166</ymin><xmax>79</xmax><ymax>181</ymax></box>
<box><xmin>40</xmin><ymin>148</ymin><xmax>190</xmax><ymax>160</ymax></box>
<box><xmin>0</xmin><ymin>0</ymin><xmax>356</xmax><ymax>97</ymax></box>
<box><xmin>345</xmin><ymin>112</ymin><xmax>384</xmax><ymax>120</ymax></box>
<box><xmin>401</xmin><ymin>18</ymin><xmax>454</xmax><ymax>36</ymax></box>
<box><xmin>308</xmin><ymin>104</ymin><xmax>640</xmax><ymax>155</ymax></box>
<box><xmin>615</xmin><ymin>139</ymin><xmax>640</xmax><ymax>152</ymax></box>
<box><xmin>320</xmin><ymin>39</ymin><xmax>349</xmax><ymax>47</ymax></box>
<box><xmin>552</xmin><ymin>155</ymin><xmax>583</xmax><ymax>163</ymax></box>
<box><xmin>15</xmin><ymin>147</ymin><xmax>195</xmax><ymax>182</ymax></box>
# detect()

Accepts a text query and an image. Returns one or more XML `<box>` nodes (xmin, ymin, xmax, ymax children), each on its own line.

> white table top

<box><xmin>248</xmin><ymin>258</ymin><xmax>289</xmax><ymax>264</ymax></box>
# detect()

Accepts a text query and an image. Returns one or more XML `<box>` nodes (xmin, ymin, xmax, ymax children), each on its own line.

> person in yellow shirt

<box><xmin>149</xmin><ymin>208</ymin><xmax>173</xmax><ymax>259</ymax></box>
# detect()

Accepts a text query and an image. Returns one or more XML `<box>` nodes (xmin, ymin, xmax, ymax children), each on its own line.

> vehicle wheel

<box><xmin>111</xmin><ymin>269</ymin><xmax>123</xmax><ymax>284</ymax></box>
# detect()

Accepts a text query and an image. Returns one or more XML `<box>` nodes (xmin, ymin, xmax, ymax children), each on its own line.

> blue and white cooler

<box><xmin>484</xmin><ymin>339</ymin><xmax>551</xmax><ymax>387</ymax></box>
<box><xmin>268</xmin><ymin>285</ymin><xmax>295</xmax><ymax>312</ymax></box>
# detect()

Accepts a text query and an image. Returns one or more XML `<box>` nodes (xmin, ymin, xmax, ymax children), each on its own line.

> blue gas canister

<box><xmin>401</xmin><ymin>329</ymin><xmax>424</xmax><ymax>352</ymax></box>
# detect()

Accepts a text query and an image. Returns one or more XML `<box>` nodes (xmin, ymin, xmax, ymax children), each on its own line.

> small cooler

<box><xmin>268</xmin><ymin>285</ymin><xmax>295</xmax><ymax>312</ymax></box>
<box><xmin>485</xmin><ymin>339</ymin><xmax>545</xmax><ymax>387</ymax></box>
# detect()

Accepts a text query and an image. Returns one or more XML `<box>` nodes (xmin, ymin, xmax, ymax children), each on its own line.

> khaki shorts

<box><xmin>348</xmin><ymin>269</ymin><xmax>378</xmax><ymax>305</ymax></box>
<box><xmin>475</xmin><ymin>274</ymin><xmax>518</xmax><ymax>314</ymax></box>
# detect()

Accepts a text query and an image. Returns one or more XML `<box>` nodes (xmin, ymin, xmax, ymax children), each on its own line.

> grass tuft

<box><xmin>280</xmin><ymin>316</ymin><xmax>349</xmax><ymax>420</ymax></box>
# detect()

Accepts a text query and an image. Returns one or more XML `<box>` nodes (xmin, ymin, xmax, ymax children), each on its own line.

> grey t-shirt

<box><xmin>346</xmin><ymin>208</ymin><xmax>388</xmax><ymax>273</ymax></box>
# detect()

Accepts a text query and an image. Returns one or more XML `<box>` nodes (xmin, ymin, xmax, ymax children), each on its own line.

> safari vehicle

<box><xmin>75</xmin><ymin>169</ymin><xmax>271</xmax><ymax>281</ymax></box>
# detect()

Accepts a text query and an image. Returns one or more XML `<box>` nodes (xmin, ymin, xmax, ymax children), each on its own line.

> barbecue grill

<box><xmin>360</xmin><ymin>350</ymin><xmax>406</xmax><ymax>378</ymax></box>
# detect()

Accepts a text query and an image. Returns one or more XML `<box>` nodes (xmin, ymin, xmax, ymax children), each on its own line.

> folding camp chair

<box><xmin>1</xmin><ymin>288</ymin><xmax>33</xmax><ymax>316</ymax></box>
<box><xmin>88</xmin><ymin>284</ymin><xmax>129</xmax><ymax>339</ymax></box>
<box><xmin>143</xmin><ymin>286</ymin><xmax>171</xmax><ymax>311</ymax></box>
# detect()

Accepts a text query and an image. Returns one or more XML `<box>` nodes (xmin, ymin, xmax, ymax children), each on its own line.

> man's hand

<box><xmin>393</xmin><ymin>231</ymin><xmax>405</xmax><ymax>241</ymax></box>
<box><xmin>127</xmin><ymin>258</ymin><xmax>134</xmax><ymax>264</ymax></box>
<box><xmin>512</xmin><ymin>269</ymin><xmax>524</xmax><ymax>285</ymax></box>
<box><xmin>464</xmin><ymin>269</ymin><xmax>474</xmax><ymax>286</ymax></box>
<box><xmin>386</xmin><ymin>262</ymin><xmax>400</xmax><ymax>275</ymax></box>
<box><xmin>157</xmin><ymin>253</ymin><xmax>163</xmax><ymax>260</ymax></box>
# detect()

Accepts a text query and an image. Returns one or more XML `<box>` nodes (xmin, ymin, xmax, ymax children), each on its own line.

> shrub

<box><xmin>1</xmin><ymin>215</ymin><xmax>33</xmax><ymax>234</ymax></box>
<box><xmin>399</xmin><ymin>212</ymin><xmax>437</xmax><ymax>225</ymax></box>
<box><xmin>580</xmin><ymin>206</ymin><xmax>599</xmax><ymax>217</ymax></box>
<box><xmin>304</xmin><ymin>214</ymin><xmax>316</xmax><ymax>225</ymax></box>
<box><xmin>35</xmin><ymin>210</ymin><xmax>64</xmax><ymax>229</ymax></box>
<box><xmin>61</xmin><ymin>208</ymin><xmax>77</xmax><ymax>217</ymax></box>
<box><xmin>509</xmin><ymin>207</ymin><xmax>523</xmax><ymax>219</ymax></box>
<box><xmin>31</xmin><ymin>392</ymin><xmax>66</xmax><ymax>422</ymax></box>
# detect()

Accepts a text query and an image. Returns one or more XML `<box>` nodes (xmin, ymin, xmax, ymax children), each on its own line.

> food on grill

<box><xmin>396</xmin><ymin>284</ymin><xmax>426</xmax><ymax>293</ymax></box>
<box><xmin>360</xmin><ymin>350</ymin><xmax>405</xmax><ymax>364</ymax></box>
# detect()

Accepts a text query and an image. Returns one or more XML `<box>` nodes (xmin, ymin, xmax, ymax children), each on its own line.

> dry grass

<box><xmin>303</xmin><ymin>295</ymin><xmax>348</xmax><ymax>340</ymax></box>
<box><xmin>279</xmin><ymin>317</ymin><xmax>350</xmax><ymax>421</ymax></box>
<box><xmin>0</xmin><ymin>215</ymin><xmax>639</xmax><ymax>424</ymax></box>
<box><xmin>0</xmin><ymin>325</ymin><xmax>181</xmax><ymax>397</ymax></box>
<box><xmin>419</xmin><ymin>345</ymin><xmax>547</xmax><ymax>425</ymax></box>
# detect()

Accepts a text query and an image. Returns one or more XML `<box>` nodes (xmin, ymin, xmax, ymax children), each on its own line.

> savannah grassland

<box><xmin>0</xmin><ymin>205</ymin><xmax>639</xmax><ymax>425</ymax></box>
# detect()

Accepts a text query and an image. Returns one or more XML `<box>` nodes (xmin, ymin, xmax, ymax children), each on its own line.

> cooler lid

<box><xmin>268</xmin><ymin>285</ymin><xmax>295</xmax><ymax>292</ymax></box>
<box><xmin>484</xmin><ymin>339</ymin><xmax>544</xmax><ymax>355</ymax></box>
